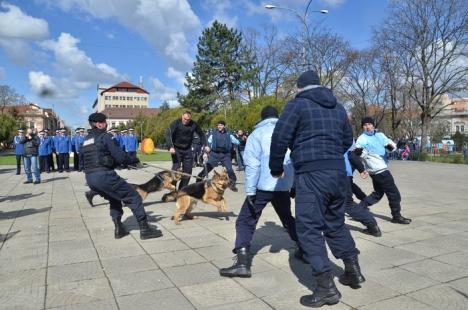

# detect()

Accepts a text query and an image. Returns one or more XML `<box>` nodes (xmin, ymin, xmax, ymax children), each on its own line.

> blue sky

<box><xmin>0</xmin><ymin>0</ymin><xmax>389</xmax><ymax>128</ymax></box>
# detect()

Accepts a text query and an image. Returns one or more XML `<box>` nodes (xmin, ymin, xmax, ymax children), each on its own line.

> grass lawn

<box><xmin>0</xmin><ymin>150</ymin><xmax>171</xmax><ymax>165</ymax></box>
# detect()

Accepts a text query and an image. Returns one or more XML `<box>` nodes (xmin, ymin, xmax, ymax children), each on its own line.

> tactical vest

<box><xmin>210</xmin><ymin>129</ymin><xmax>231</xmax><ymax>153</ymax></box>
<box><xmin>81</xmin><ymin>131</ymin><xmax>115</xmax><ymax>173</ymax></box>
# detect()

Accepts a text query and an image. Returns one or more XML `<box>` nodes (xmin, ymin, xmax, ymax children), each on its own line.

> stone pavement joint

<box><xmin>0</xmin><ymin>161</ymin><xmax>468</xmax><ymax>309</ymax></box>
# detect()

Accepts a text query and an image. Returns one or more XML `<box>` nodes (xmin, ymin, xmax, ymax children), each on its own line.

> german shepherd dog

<box><xmin>172</xmin><ymin>169</ymin><xmax>230</xmax><ymax>225</ymax></box>
<box><xmin>85</xmin><ymin>169</ymin><xmax>182</xmax><ymax>206</ymax></box>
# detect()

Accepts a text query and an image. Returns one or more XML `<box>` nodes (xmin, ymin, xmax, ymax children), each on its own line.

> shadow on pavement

<box><xmin>0</xmin><ymin>168</ymin><xmax>15</xmax><ymax>174</ymax></box>
<box><xmin>189</xmin><ymin>211</ymin><xmax>237</xmax><ymax>222</ymax></box>
<box><xmin>0</xmin><ymin>207</ymin><xmax>51</xmax><ymax>220</ymax></box>
<box><xmin>371</xmin><ymin>213</ymin><xmax>393</xmax><ymax>222</ymax></box>
<box><xmin>42</xmin><ymin>176</ymin><xmax>69</xmax><ymax>183</ymax></box>
<box><xmin>0</xmin><ymin>192</ymin><xmax>44</xmax><ymax>203</ymax></box>
<box><xmin>0</xmin><ymin>230</ymin><xmax>21</xmax><ymax>243</ymax></box>
<box><xmin>121</xmin><ymin>211</ymin><xmax>165</xmax><ymax>231</ymax></box>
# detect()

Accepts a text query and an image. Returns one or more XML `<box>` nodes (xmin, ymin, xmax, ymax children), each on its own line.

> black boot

<box><xmin>113</xmin><ymin>217</ymin><xmax>129</xmax><ymax>239</ymax></box>
<box><xmin>300</xmin><ymin>271</ymin><xmax>341</xmax><ymax>307</ymax></box>
<box><xmin>339</xmin><ymin>256</ymin><xmax>365</xmax><ymax>289</ymax></box>
<box><xmin>85</xmin><ymin>191</ymin><xmax>95</xmax><ymax>207</ymax></box>
<box><xmin>219</xmin><ymin>247</ymin><xmax>251</xmax><ymax>278</ymax></box>
<box><xmin>138</xmin><ymin>218</ymin><xmax>163</xmax><ymax>240</ymax></box>
<box><xmin>391</xmin><ymin>215</ymin><xmax>412</xmax><ymax>224</ymax></box>
<box><xmin>362</xmin><ymin>224</ymin><xmax>382</xmax><ymax>237</ymax></box>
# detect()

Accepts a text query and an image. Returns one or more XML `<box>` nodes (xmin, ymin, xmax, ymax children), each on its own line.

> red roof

<box><xmin>102</xmin><ymin>107</ymin><xmax>160</xmax><ymax>119</ymax></box>
<box><xmin>101</xmin><ymin>81</ymin><xmax>149</xmax><ymax>95</ymax></box>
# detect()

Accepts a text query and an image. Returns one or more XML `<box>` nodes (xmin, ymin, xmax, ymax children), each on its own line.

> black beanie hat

<box><xmin>361</xmin><ymin>116</ymin><xmax>375</xmax><ymax>126</ymax></box>
<box><xmin>88</xmin><ymin>112</ymin><xmax>107</xmax><ymax>122</ymax></box>
<box><xmin>297</xmin><ymin>70</ymin><xmax>321</xmax><ymax>88</ymax></box>
<box><xmin>261</xmin><ymin>105</ymin><xmax>279</xmax><ymax>120</ymax></box>
<box><xmin>218</xmin><ymin>120</ymin><xmax>226</xmax><ymax>125</ymax></box>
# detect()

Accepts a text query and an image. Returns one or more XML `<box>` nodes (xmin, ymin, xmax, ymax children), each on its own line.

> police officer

<box><xmin>56</xmin><ymin>129</ymin><xmax>71</xmax><ymax>172</ymax></box>
<box><xmin>81</xmin><ymin>113</ymin><xmax>162</xmax><ymax>240</ymax></box>
<box><xmin>13</xmin><ymin>129</ymin><xmax>25</xmax><ymax>175</ymax></box>
<box><xmin>38</xmin><ymin>130</ymin><xmax>53</xmax><ymax>173</ymax></box>
<box><xmin>220</xmin><ymin>106</ymin><xmax>302</xmax><ymax>278</ymax></box>
<box><xmin>269</xmin><ymin>70</ymin><xmax>364</xmax><ymax>307</ymax></box>
<box><xmin>165</xmin><ymin>111</ymin><xmax>207</xmax><ymax>190</ymax></box>
<box><xmin>197</xmin><ymin>120</ymin><xmax>240</xmax><ymax>191</ymax></box>
<box><xmin>74</xmin><ymin>128</ymin><xmax>86</xmax><ymax>172</ymax></box>
<box><xmin>124</xmin><ymin>128</ymin><xmax>138</xmax><ymax>162</ymax></box>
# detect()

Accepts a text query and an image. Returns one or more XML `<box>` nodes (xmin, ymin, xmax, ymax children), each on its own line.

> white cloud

<box><xmin>106</xmin><ymin>33</ymin><xmax>115</xmax><ymax>39</ymax></box>
<box><xmin>167</xmin><ymin>67</ymin><xmax>186</xmax><ymax>86</ymax></box>
<box><xmin>28</xmin><ymin>71</ymin><xmax>59</xmax><ymax>97</ymax></box>
<box><xmin>204</xmin><ymin>0</ymin><xmax>238</xmax><ymax>28</ymax></box>
<box><xmin>46</xmin><ymin>0</ymin><xmax>201</xmax><ymax>72</ymax></box>
<box><xmin>0</xmin><ymin>3</ymin><xmax>49</xmax><ymax>64</ymax></box>
<box><xmin>150</xmin><ymin>77</ymin><xmax>178</xmax><ymax>102</ymax></box>
<box><xmin>40</xmin><ymin>32</ymin><xmax>122</xmax><ymax>85</ymax></box>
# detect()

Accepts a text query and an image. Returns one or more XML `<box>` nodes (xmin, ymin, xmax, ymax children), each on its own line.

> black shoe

<box><xmin>391</xmin><ymin>215</ymin><xmax>412</xmax><ymax>224</ymax></box>
<box><xmin>300</xmin><ymin>271</ymin><xmax>341</xmax><ymax>307</ymax></box>
<box><xmin>219</xmin><ymin>247</ymin><xmax>251</xmax><ymax>278</ymax></box>
<box><xmin>113</xmin><ymin>217</ymin><xmax>129</xmax><ymax>239</ymax></box>
<box><xmin>362</xmin><ymin>224</ymin><xmax>382</xmax><ymax>237</ymax></box>
<box><xmin>228</xmin><ymin>181</ymin><xmax>238</xmax><ymax>192</ymax></box>
<box><xmin>138</xmin><ymin>218</ymin><xmax>163</xmax><ymax>240</ymax></box>
<box><xmin>33</xmin><ymin>180</ymin><xmax>41</xmax><ymax>184</ymax></box>
<box><xmin>23</xmin><ymin>180</ymin><xmax>33</xmax><ymax>184</ymax></box>
<box><xmin>85</xmin><ymin>191</ymin><xmax>95</xmax><ymax>207</ymax></box>
<box><xmin>339</xmin><ymin>256</ymin><xmax>365</xmax><ymax>289</ymax></box>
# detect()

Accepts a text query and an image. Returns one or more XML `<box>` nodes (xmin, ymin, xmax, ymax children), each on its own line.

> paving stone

<box><xmin>117</xmin><ymin>287</ymin><xmax>195</xmax><ymax>310</ymax></box>
<box><xmin>338</xmin><ymin>279</ymin><xmax>400</xmax><ymax>308</ymax></box>
<box><xmin>163</xmin><ymin>262</ymin><xmax>221</xmax><ymax>287</ymax></box>
<box><xmin>0</xmin><ymin>285</ymin><xmax>45</xmax><ymax>310</ymax></box>
<box><xmin>0</xmin><ymin>268</ymin><xmax>46</xmax><ymax>290</ymax></box>
<box><xmin>46</xmin><ymin>278</ymin><xmax>114</xmax><ymax>308</ymax></box>
<box><xmin>180</xmin><ymin>278</ymin><xmax>254</xmax><ymax>308</ymax></box>
<box><xmin>400</xmin><ymin>259</ymin><xmax>468</xmax><ymax>283</ymax></box>
<box><xmin>108</xmin><ymin>269</ymin><xmax>173</xmax><ymax>296</ymax></box>
<box><xmin>152</xmin><ymin>249</ymin><xmax>207</xmax><ymax>268</ymax></box>
<box><xmin>135</xmin><ymin>238</ymin><xmax>190</xmax><ymax>254</ymax></box>
<box><xmin>358</xmin><ymin>295</ymin><xmax>436</xmax><ymax>310</ymax></box>
<box><xmin>208</xmin><ymin>298</ymin><xmax>272</xmax><ymax>310</ymax></box>
<box><xmin>47</xmin><ymin>261</ymin><xmax>105</xmax><ymax>285</ymax></box>
<box><xmin>408</xmin><ymin>284</ymin><xmax>468</xmax><ymax>310</ymax></box>
<box><xmin>46</xmin><ymin>299</ymin><xmax>118</xmax><ymax>310</ymax></box>
<box><xmin>101</xmin><ymin>255</ymin><xmax>158</xmax><ymax>276</ymax></box>
<box><xmin>447</xmin><ymin>276</ymin><xmax>468</xmax><ymax>295</ymax></box>
<box><xmin>432</xmin><ymin>252</ymin><xmax>468</xmax><ymax>269</ymax></box>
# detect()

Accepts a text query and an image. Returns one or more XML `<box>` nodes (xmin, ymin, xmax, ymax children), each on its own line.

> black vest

<box><xmin>81</xmin><ymin>131</ymin><xmax>114</xmax><ymax>173</ymax></box>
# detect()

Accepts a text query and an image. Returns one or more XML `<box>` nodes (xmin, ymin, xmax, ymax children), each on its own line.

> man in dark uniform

<box><xmin>197</xmin><ymin>120</ymin><xmax>240</xmax><ymax>191</ymax></box>
<box><xmin>81</xmin><ymin>112</ymin><xmax>162</xmax><ymax>240</ymax></box>
<box><xmin>165</xmin><ymin>111</ymin><xmax>207</xmax><ymax>190</ymax></box>
<box><xmin>269</xmin><ymin>70</ymin><xmax>364</xmax><ymax>307</ymax></box>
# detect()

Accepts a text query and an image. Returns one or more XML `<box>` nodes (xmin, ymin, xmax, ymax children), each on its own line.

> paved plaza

<box><xmin>0</xmin><ymin>161</ymin><xmax>467</xmax><ymax>310</ymax></box>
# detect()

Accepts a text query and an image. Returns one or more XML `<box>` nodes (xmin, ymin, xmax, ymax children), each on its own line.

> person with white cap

<box><xmin>13</xmin><ymin>129</ymin><xmax>25</xmax><ymax>175</ymax></box>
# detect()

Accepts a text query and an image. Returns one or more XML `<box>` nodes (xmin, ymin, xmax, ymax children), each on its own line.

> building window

<box><xmin>112</xmin><ymin>122</ymin><xmax>116</xmax><ymax>127</ymax></box>
<box><xmin>461</xmin><ymin>125</ymin><xmax>465</xmax><ymax>132</ymax></box>
<box><xmin>112</xmin><ymin>96</ymin><xmax>118</xmax><ymax>100</ymax></box>
<box><xmin>127</xmin><ymin>97</ymin><xmax>132</xmax><ymax>100</ymax></box>
<box><xmin>456</xmin><ymin>125</ymin><xmax>460</xmax><ymax>132</ymax></box>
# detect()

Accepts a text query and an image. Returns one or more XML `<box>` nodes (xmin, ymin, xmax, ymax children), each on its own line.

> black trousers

<box><xmin>295</xmin><ymin>170</ymin><xmax>359</xmax><ymax>275</ymax></box>
<box><xmin>39</xmin><ymin>155</ymin><xmax>50</xmax><ymax>172</ymax></box>
<box><xmin>57</xmin><ymin>153</ymin><xmax>70</xmax><ymax>172</ymax></box>
<box><xmin>352</xmin><ymin>182</ymin><xmax>367</xmax><ymax>200</ymax></box>
<box><xmin>359</xmin><ymin>170</ymin><xmax>401</xmax><ymax>217</ymax></box>
<box><xmin>48</xmin><ymin>153</ymin><xmax>55</xmax><ymax>171</ymax></box>
<box><xmin>235</xmin><ymin>190</ymin><xmax>298</xmax><ymax>249</ymax></box>
<box><xmin>197</xmin><ymin>151</ymin><xmax>236</xmax><ymax>183</ymax></box>
<box><xmin>16</xmin><ymin>155</ymin><xmax>22</xmax><ymax>174</ymax></box>
<box><xmin>85</xmin><ymin>171</ymin><xmax>146</xmax><ymax>221</ymax></box>
<box><xmin>345</xmin><ymin>177</ymin><xmax>376</xmax><ymax>227</ymax></box>
<box><xmin>171</xmin><ymin>148</ymin><xmax>193</xmax><ymax>190</ymax></box>
<box><xmin>73</xmin><ymin>151</ymin><xmax>79</xmax><ymax>170</ymax></box>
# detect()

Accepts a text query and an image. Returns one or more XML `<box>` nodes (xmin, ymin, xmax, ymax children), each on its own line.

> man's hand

<box><xmin>360</xmin><ymin>171</ymin><xmax>369</xmax><ymax>179</ymax></box>
<box><xmin>204</xmin><ymin>146</ymin><xmax>210</xmax><ymax>152</ymax></box>
<box><xmin>169</xmin><ymin>147</ymin><xmax>176</xmax><ymax>154</ymax></box>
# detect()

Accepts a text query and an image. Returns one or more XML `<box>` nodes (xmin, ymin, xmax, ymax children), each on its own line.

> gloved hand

<box><xmin>354</xmin><ymin>148</ymin><xmax>363</xmax><ymax>156</ymax></box>
<box><xmin>385</xmin><ymin>144</ymin><xmax>395</xmax><ymax>151</ymax></box>
<box><xmin>270</xmin><ymin>168</ymin><xmax>284</xmax><ymax>178</ymax></box>
<box><xmin>289</xmin><ymin>188</ymin><xmax>296</xmax><ymax>199</ymax></box>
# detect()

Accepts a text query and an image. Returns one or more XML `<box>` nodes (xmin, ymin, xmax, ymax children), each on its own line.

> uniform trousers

<box><xmin>295</xmin><ymin>170</ymin><xmax>359</xmax><ymax>275</ymax></box>
<box><xmin>85</xmin><ymin>170</ymin><xmax>146</xmax><ymax>221</ymax></box>
<box><xmin>359</xmin><ymin>170</ymin><xmax>401</xmax><ymax>217</ymax></box>
<box><xmin>235</xmin><ymin>190</ymin><xmax>298</xmax><ymax>249</ymax></box>
<box><xmin>345</xmin><ymin>177</ymin><xmax>376</xmax><ymax>227</ymax></box>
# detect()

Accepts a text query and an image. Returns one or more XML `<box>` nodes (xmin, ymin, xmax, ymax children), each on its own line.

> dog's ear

<box><xmin>213</xmin><ymin>169</ymin><xmax>220</xmax><ymax>176</ymax></box>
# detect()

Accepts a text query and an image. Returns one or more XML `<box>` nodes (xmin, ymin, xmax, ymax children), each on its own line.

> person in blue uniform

<box><xmin>38</xmin><ymin>130</ymin><xmax>53</xmax><ymax>173</ymax></box>
<box><xmin>13</xmin><ymin>129</ymin><xmax>25</xmax><ymax>175</ymax></box>
<box><xmin>269</xmin><ymin>70</ymin><xmax>364</xmax><ymax>307</ymax></box>
<box><xmin>74</xmin><ymin>128</ymin><xmax>86</xmax><ymax>172</ymax></box>
<box><xmin>124</xmin><ymin>128</ymin><xmax>138</xmax><ymax>162</ymax></box>
<box><xmin>72</xmin><ymin>129</ymin><xmax>79</xmax><ymax>171</ymax></box>
<box><xmin>81</xmin><ymin>113</ymin><xmax>163</xmax><ymax>240</ymax></box>
<box><xmin>56</xmin><ymin>129</ymin><xmax>72</xmax><ymax>172</ymax></box>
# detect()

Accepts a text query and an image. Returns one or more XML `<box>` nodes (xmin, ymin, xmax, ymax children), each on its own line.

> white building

<box><xmin>436</xmin><ymin>94</ymin><xmax>468</xmax><ymax>135</ymax></box>
<box><xmin>93</xmin><ymin>81</ymin><xmax>150</xmax><ymax>113</ymax></box>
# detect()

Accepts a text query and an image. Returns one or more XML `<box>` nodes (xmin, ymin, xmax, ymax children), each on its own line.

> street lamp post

<box><xmin>265</xmin><ymin>1</ymin><xmax>328</xmax><ymax>69</ymax></box>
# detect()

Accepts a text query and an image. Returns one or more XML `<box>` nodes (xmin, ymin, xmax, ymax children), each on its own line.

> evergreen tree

<box><xmin>180</xmin><ymin>21</ymin><xmax>252</xmax><ymax>112</ymax></box>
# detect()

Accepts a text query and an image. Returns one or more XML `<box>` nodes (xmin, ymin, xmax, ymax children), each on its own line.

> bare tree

<box><xmin>378</xmin><ymin>0</ymin><xmax>468</xmax><ymax>151</ymax></box>
<box><xmin>0</xmin><ymin>85</ymin><xmax>24</xmax><ymax>114</ymax></box>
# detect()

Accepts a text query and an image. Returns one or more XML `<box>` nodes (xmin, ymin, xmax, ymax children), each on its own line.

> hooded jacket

<box><xmin>269</xmin><ymin>86</ymin><xmax>353</xmax><ymax>174</ymax></box>
<box><xmin>245</xmin><ymin>118</ymin><xmax>294</xmax><ymax>195</ymax></box>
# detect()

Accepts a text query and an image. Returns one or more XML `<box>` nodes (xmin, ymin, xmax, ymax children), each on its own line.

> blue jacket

<box><xmin>13</xmin><ymin>135</ymin><xmax>24</xmax><ymax>155</ymax></box>
<box><xmin>124</xmin><ymin>134</ymin><xmax>138</xmax><ymax>152</ymax></box>
<box><xmin>270</xmin><ymin>86</ymin><xmax>353</xmax><ymax>174</ymax></box>
<box><xmin>119</xmin><ymin>135</ymin><xmax>126</xmax><ymax>151</ymax></box>
<box><xmin>38</xmin><ymin>136</ymin><xmax>53</xmax><ymax>156</ymax></box>
<box><xmin>355</xmin><ymin>130</ymin><xmax>394</xmax><ymax>158</ymax></box>
<box><xmin>74</xmin><ymin>135</ymin><xmax>85</xmax><ymax>152</ymax></box>
<box><xmin>245</xmin><ymin>118</ymin><xmax>294</xmax><ymax>196</ymax></box>
<box><xmin>71</xmin><ymin>135</ymin><xmax>76</xmax><ymax>152</ymax></box>
<box><xmin>56</xmin><ymin>135</ymin><xmax>72</xmax><ymax>153</ymax></box>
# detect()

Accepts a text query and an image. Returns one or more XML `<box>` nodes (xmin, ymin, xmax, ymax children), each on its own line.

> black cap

<box><xmin>297</xmin><ymin>70</ymin><xmax>321</xmax><ymax>88</ymax></box>
<box><xmin>261</xmin><ymin>105</ymin><xmax>279</xmax><ymax>120</ymax></box>
<box><xmin>218</xmin><ymin>120</ymin><xmax>226</xmax><ymax>126</ymax></box>
<box><xmin>88</xmin><ymin>113</ymin><xmax>107</xmax><ymax>122</ymax></box>
<box><xmin>361</xmin><ymin>116</ymin><xmax>375</xmax><ymax>126</ymax></box>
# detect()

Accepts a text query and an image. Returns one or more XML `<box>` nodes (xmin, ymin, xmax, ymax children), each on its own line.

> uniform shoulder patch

<box><xmin>83</xmin><ymin>138</ymin><xmax>95</xmax><ymax>146</ymax></box>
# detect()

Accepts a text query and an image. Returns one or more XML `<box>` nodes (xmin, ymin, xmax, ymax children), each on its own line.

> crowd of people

<box><xmin>12</xmin><ymin>70</ymin><xmax>415</xmax><ymax>308</ymax></box>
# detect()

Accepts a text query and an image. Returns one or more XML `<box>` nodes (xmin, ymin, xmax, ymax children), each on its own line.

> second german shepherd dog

<box><xmin>85</xmin><ymin>169</ymin><xmax>182</xmax><ymax>206</ymax></box>
<box><xmin>172</xmin><ymin>169</ymin><xmax>230</xmax><ymax>225</ymax></box>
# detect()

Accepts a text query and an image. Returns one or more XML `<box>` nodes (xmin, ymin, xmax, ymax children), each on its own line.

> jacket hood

<box><xmin>296</xmin><ymin>86</ymin><xmax>337</xmax><ymax>109</ymax></box>
<box><xmin>255</xmin><ymin>117</ymin><xmax>278</xmax><ymax>129</ymax></box>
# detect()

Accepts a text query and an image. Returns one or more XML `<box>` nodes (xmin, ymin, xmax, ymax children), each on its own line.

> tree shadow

<box><xmin>0</xmin><ymin>207</ymin><xmax>51</xmax><ymax>220</ymax></box>
<box><xmin>0</xmin><ymin>168</ymin><xmax>15</xmax><ymax>174</ymax></box>
<box><xmin>0</xmin><ymin>192</ymin><xmax>44</xmax><ymax>203</ymax></box>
